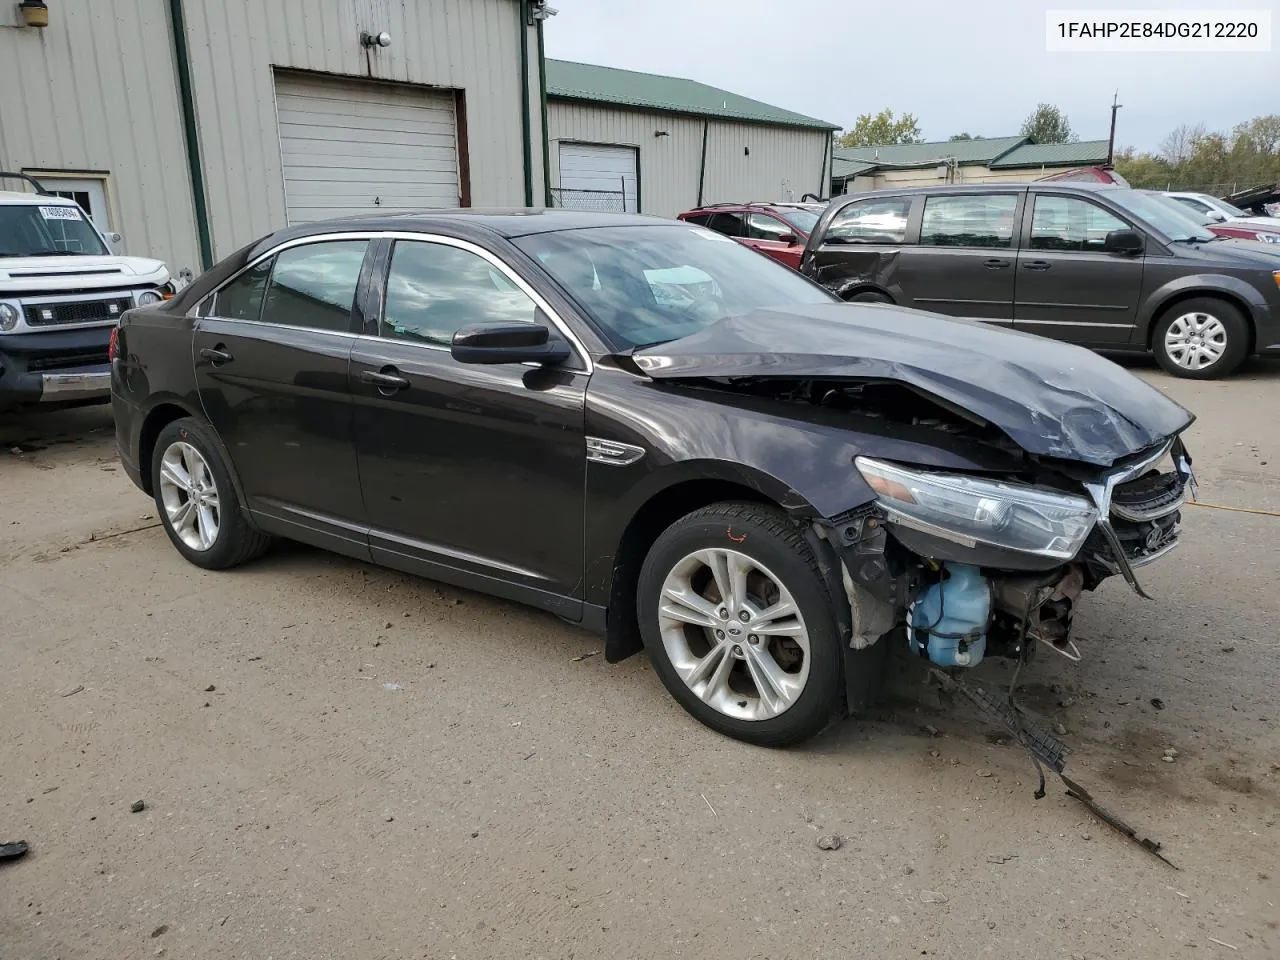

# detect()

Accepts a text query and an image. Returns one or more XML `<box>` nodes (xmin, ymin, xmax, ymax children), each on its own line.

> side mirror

<box><xmin>1103</xmin><ymin>228</ymin><xmax>1144</xmax><ymax>255</ymax></box>
<box><xmin>777</xmin><ymin>233</ymin><xmax>800</xmax><ymax>245</ymax></box>
<box><xmin>451</xmin><ymin>320</ymin><xmax>570</xmax><ymax>366</ymax></box>
<box><xmin>1206</xmin><ymin>210</ymin><xmax>1227</xmax><ymax>222</ymax></box>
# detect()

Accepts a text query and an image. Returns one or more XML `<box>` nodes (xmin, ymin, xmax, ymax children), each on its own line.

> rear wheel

<box><xmin>637</xmin><ymin>502</ymin><xmax>845</xmax><ymax>747</ymax></box>
<box><xmin>1152</xmin><ymin>297</ymin><xmax>1249</xmax><ymax>379</ymax></box>
<box><xmin>847</xmin><ymin>290</ymin><xmax>892</xmax><ymax>304</ymax></box>
<box><xmin>151</xmin><ymin>418</ymin><xmax>271</xmax><ymax>570</ymax></box>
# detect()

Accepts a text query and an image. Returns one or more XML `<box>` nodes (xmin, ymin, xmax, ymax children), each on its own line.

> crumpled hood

<box><xmin>633</xmin><ymin>304</ymin><xmax>1195</xmax><ymax>467</ymax></box>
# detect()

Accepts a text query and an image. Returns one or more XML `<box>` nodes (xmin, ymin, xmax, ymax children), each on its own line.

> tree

<box><xmin>1232</xmin><ymin>115</ymin><xmax>1280</xmax><ymax>155</ymax></box>
<box><xmin>1020</xmin><ymin>103</ymin><xmax>1077</xmax><ymax>144</ymax></box>
<box><xmin>838</xmin><ymin>109</ymin><xmax>922</xmax><ymax>148</ymax></box>
<box><xmin>1158</xmin><ymin>123</ymin><xmax>1205</xmax><ymax>165</ymax></box>
<box><xmin>1114</xmin><ymin>114</ymin><xmax>1280</xmax><ymax>195</ymax></box>
<box><xmin>949</xmin><ymin>132</ymin><xmax>984</xmax><ymax>141</ymax></box>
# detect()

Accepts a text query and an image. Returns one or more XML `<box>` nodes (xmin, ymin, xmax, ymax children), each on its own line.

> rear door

<box><xmin>743</xmin><ymin>212</ymin><xmax>804</xmax><ymax>269</ymax></box>
<box><xmin>193</xmin><ymin>237</ymin><xmax>372</xmax><ymax>552</ymax></box>
<box><xmin>895</xmin><ymin>191</ymin><xmax>1023</xmax><ymax>325</ymax></box>
<box><xmin>1012</xmin><ymin>192</ymin><xmax>1143</xmax><ymax>346</ymax></box>
<box><xmin>348</xmin><ymin>234</ymin><xmax>588</xmax><ymax>615</ymax></box>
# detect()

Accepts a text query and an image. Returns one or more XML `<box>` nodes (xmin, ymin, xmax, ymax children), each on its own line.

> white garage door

<box><xmin>274</xmin><ymin>72</ymin><xmax>460</xmax><ymax>224</ymax></box>
<box><xmin>557</xmin><ymin>143</ymin><xmax>638</xmax><ymax>212</ymax></box>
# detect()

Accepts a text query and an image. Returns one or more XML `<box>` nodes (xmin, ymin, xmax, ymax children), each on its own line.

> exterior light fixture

<box><xmin>19</xmin><ymin>0</ymin><xmax>50</xmax><ymax>28</ymax></box>
<box><xmin>360</xmin><ymin>31</ymin><xmax>392</xmax><ymax>48</ymax></box>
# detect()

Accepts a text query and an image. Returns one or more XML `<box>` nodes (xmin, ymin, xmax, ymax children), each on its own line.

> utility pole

<box><xmin>1106</xmin><ymin>90</ymin><xmax>1122</xmax><ymax>166</ymax></box>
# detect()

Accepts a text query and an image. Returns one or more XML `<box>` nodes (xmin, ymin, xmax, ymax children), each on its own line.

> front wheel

<box><xmin>150</xmin><ymin>417</ymin><xmax>271</xmax><ymax>570</ymax></box>
<box><xmin>1152</xmin><ymin>297</ymin><xmax>1249</xmax><ymax>379</ymax></box>
<box><xmin>636</xmin><ymin>502</ymin><xmax>846</xmax><ymax>747</ymax></box>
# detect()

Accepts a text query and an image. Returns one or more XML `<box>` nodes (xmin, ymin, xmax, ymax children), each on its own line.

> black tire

<box><xmin>847</xmin><ymin>290</ymin><xmax>892</xmax><ymax>304</ymax></box>
<box><xmin>636</xmin><ymin>502</ymin><xmax>846</xmax><ymax>747</ymax></box>
<box><xmin>1151</xmin><ymin>297</ymin><xmax>1249</xmax><ymax>379</ymax></box>
<box><xmin>150</xmin><ymin>417</ymin><xmax>271</xmax><ymax>570</ymax></box>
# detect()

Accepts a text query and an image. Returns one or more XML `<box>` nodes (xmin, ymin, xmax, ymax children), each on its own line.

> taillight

<box><xmin>108</xmin><ymin>326</ymin><xmax>120</xmax><ymax>361</ymax></box>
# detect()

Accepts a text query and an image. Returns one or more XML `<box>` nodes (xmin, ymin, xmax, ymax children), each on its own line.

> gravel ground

<box><xmin>2</xmin><ymin>359</ymin><xmax>1278</xmax><ymax>960</ymax></box>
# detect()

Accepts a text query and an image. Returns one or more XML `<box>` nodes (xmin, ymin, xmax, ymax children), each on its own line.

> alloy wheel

<box><xmin>158</xmin><ymin>441</ymin><xmax>220</xmax><ymax>552</ymax></box>
<box><xmin>1164</xmin><ymin>311</ymin><xmax>1227</xmax><ymax>371</ymax></box>
<box><xmin>656</xmin><ymin>548</ymin><xmax>811</xmax><ymax>721</ymax></box>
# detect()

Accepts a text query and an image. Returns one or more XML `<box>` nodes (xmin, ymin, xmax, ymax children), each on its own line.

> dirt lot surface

<box><xmin>2</xmin><ymin>360</ymin><xmax>1278</xmax><ymax>960</ymax></box>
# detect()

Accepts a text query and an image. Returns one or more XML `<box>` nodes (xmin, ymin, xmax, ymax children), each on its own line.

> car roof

<box><xmin>0</xmin><ymin>190</ymin><xmax>78</xmax><ymax>206</ymax></box>
<box><xmin>684</xmin><ymin>202</ymin><xmax>815</xmax><ymax>214</ymax></box>
<box><xmin>273</xmin><ymin>208</ymin><xmax>669</xmax><ymax>242</ymax></box>
<box><xmin>836</xmin><ymin>181</ymin><xmax>1122</xmax><ymax>201</ymax></box>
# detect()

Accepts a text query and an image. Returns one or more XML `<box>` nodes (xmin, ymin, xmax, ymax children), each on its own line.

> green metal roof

<box><xmin>833</xmin><ymin>136</ymin><xmax>1028</xmax><ymax>168</ymax></box>
<box><xmin>831</xmin><ymin>156</ymin><xmax>879</xmax><ymax>179</ymax></box>
<box><xmin>989</xmin><ymin>139</ymin><xmax>1110</xmax><ymax>168</ymax></box>
<box><xmin>545</xmin><ymin>59</ymin><xmax>839</xmax><ymax>131</ymax></box>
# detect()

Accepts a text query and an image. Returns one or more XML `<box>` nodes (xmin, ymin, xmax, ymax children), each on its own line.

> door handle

<box><xmin>982</xmin><ymin>258</ymin><xmax>1011</xmax><ymax>269</ymax></box>
<box><xmin>1023</xmin><ymin>260</ymin><xmax>1051</xmax><ymax>271</ymax></box>
<box><xmin>199</xmin><ymin>346</ymin><xmax>233</xmax><ymax>364</ymax></box>
<box><xmin>360</xmin><ymin>367</ymin><xmax>410</xmax><ymax>393</ymax></box>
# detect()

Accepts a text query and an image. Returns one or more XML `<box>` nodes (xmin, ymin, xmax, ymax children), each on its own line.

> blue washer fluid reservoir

<box><xmin>908</xmin><ymin>563</ymin><xmax>990</xmax><ymax>668</ymax></box>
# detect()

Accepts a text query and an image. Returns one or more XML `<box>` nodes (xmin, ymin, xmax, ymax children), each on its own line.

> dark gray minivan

<box><xmin>801</xmin><ymin>183</ymin><xmax>1280</xmax><ymax>379</ymax></box>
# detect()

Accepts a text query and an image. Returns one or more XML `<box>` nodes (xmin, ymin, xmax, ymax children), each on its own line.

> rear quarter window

<box><xmin>824</xmin><ymin>197</ymin><xmax>911</xmax><ymax>243</ymax></box>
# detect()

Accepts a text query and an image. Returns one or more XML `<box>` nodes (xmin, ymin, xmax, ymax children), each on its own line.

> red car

<box><xmin>678</xmin><ymin>202</ymin><xmax>823</xmax><ymax>269</ymax></box>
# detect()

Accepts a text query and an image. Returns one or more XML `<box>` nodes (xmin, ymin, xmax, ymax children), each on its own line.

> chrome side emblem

<box><xmin>586</xmin><ymin>437</ymin><xmax>645</xmax><ymax>467</ymax></box>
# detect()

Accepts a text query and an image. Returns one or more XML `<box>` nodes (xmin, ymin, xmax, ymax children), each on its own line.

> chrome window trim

<box><xmin>196</xmin><ymin>229</ymin><xmax>593</xmax><ymax>373</ymax></box>
<box><xmin>378</xmin><ymin>231</ymin><xmax>593</xmax><ymax>374</ymax></box>
<box><xmin>203</xmin><ymin>233</ymin><xmax>375</xmax><ymax>332</ymax></box>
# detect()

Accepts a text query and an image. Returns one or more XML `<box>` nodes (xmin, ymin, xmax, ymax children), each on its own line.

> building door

<box><xmin>273</xmin><ymin>71</ymin><xmax>461</xmax><ymax>224</ymax></box>
<box><xmin>38</xmin><ymin>177</ymin><xmax>112</xmax><ymax>235</ymax></box>
<box><xmin>557</xmin><ymin>143</ymin><xmax>639</xmax><ymax>212</ymax></box>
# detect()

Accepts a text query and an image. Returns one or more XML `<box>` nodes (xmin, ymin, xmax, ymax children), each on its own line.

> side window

<box><xmin>745</xmin><ymin>213</ymin><xmax>792</xmax><ymax>241</ymax></box>
<box><xmin>825</xmin><ymin>197</ymin><xmax>910</xmax><ymax>243</ymax></box>
<box><xmin>1029</xmin><ymin>196</ymin><xmax>1128</xmax><ymax>252</ymax></box>
<box><xmin>259</xmin><ymin>240</ymin><xmax>369</xmax><ymax>332</ymax></box>
<box><xmin>213</xmin><ymin>258</ymin><xmax>273</xmax><ymax>321</ymax></box>
<box><xmin>683</xmin><ymin>213</ymin><xmax>713</xmax><ymax>227</ymax></box>
<box><xmin>705</xmin><ymin>212</ymin><xmax>747</xmax><ymax>238</ymax></box>
<box><xmin>382</xmin><ymin>241</ymin><xmax>539</xmax><ymax>347</ymax></box>
<box><xmin>1173</xmin><ymin>196</ymin><xmax>1212</xmax><ymax>216</ymax></box>
<box><xmin>920</xmin><ymin>194</ymin><xmax>1017</xmax><ymax>248</ymax></box>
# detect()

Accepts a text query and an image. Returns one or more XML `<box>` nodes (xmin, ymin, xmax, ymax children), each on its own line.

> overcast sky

<box><xmin>543</xmin><ymin>0</ymin><xmax>1279</xmax><ymax>151</ymax></box>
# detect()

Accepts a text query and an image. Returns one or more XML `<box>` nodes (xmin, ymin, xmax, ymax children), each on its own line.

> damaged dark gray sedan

<box><xmin>112</xmin><ymin>211</ymin><xmax>1195</xmax><ymax>747</ymax></box>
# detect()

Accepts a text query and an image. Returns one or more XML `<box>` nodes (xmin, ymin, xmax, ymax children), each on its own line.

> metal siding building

<box><xmin>0</xmin><ymin>0</ymin><xmax>201</xmax><ymax>276</ymax></box>
<box><xmin>830</xmin><ymin>138</ymin><xmax>1111</xmax><ymax>193</ymax></box>
<box><xmin>546</xmin><ymin>61</ymin><xmax>836</xmax><ymax>218</ymax></box>
<box><xmin>0</xmin><ymin>0</ymin><xmax>546</xmax><ymax>277</ymax></box>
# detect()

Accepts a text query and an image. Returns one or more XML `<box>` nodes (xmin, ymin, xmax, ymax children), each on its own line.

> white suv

<box><xmin>1</xmin><ymin>180</ymin><xmax>174</xmax><ymax>412</ymax></box>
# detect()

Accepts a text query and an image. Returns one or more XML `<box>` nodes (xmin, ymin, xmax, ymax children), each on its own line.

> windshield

<box><xmin>778</xmin><ymin>209</ymin><xmax>820</xmax><ymax>234</ymax></box>
<box><xmin>1213</xmin><ymin>198</ymin><xmax>1249</xmax><ymax>217</ymax></box>
<box><xmin>515</xmin><ymin>224</ymin><xmax>835</xmax><ymax>349</ymax></box>
<box><xmin>1115</xmin><ymin>190</ymin><xmax>1216</xmax><ymax>242</ymax></box>
<box><xmin>0</xmin><ymin>202</ymin><xmax>108</xmax><ymax>257</ymax></box>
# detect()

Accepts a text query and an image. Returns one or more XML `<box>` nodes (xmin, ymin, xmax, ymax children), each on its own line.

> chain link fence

<box><xmin>549</xmin><ymin>187</ymin><xmax>626</xmax><ymax>213</ymax></box>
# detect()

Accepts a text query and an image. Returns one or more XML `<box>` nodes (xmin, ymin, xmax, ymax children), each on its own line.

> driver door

<box><xmin>348</xmin><ymin>236</ymin><xmax>589</xmax><ymax>618</ymax></box>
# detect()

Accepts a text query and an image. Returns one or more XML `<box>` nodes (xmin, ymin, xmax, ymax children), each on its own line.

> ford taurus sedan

<box><xmin>112</xmin><ymin>211</ymin><xmax>1195</xmax><ymax>747</ymax></box>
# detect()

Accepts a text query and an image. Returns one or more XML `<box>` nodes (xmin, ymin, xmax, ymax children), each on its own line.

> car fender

<box><xmin>134</xmin><ymin>391</ymin><xmax>250</xmax><ymax>511</ymax></box>
<box><xmin>1137</xmin><ymin>273</ymin><xmax>1269</xmax><ymax>341</ymax></box>
<box><xmin>804</xmin><ymin>247</ymin><xmax>902</xmax><ymax>303</ymax></box>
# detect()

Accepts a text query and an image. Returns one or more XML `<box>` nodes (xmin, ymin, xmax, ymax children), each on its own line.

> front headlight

<box><xmin>0</xmin><ymin>302</ymin><xmax>20</xmax><ymax>332</ymax></box>
<box><xmin>136</xmin><ymin>289</ymin><xmax>163</xmax><ymax>307</ymax></box>
<box><xmin>855</xmin><ymin>457</ymin><xmax>1099</xmax><ymax>560</ymax></box>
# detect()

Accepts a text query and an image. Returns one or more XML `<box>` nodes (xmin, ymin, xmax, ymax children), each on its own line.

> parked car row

<box><xmin>684</xmin><ymin>182</ymin><xmax>1280</xmax><ymax>379</ymax></box>
<box><xmin>113</xmin><ymin>209</ymin><xmax>1196</xmax><ymax>745</ymax></box>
